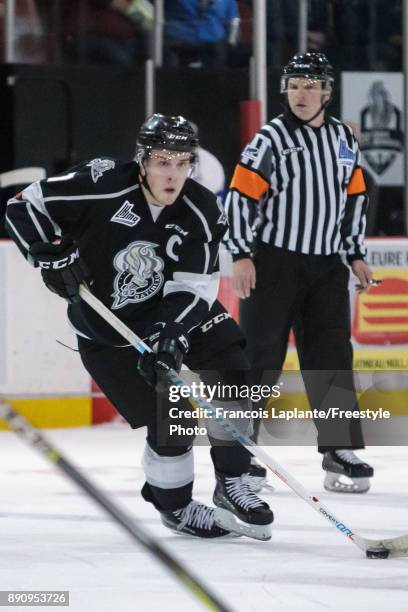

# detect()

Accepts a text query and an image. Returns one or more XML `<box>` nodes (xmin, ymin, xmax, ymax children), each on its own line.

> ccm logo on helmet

<box><xmin>166</xmin><ymin>133</ymin><xmax>188</xmax><ymax>141</ymax></box>
<box><xmin>38</xmin><ymin>250</ymin><xmax>79</xmax><ymax>269</ymax></box>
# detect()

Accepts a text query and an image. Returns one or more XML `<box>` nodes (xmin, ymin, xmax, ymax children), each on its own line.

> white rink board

<box><xmin>0</xmin><ymin>241</ymin><xmax>89</xmax><ymax>395</ymax></box>
<box><xmin>1</xmin><ymin>237</ymin><xmax>407</xmax><ymax>396</ymax></box>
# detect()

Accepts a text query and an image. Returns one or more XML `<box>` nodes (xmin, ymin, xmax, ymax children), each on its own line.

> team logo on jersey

<box><xmin>87</xmin><ymin>158</ymin><xmax>115</xmax><ymax>183</ymax></box>
<box><xmin>338</xmin><ymin>140</ymin><xmax>355</xmax><ymax>166</ymax></box>
<box><xmin>111</xmin><ymin>241</ymin><xmax>164</xmax><ymax>309</ymax></box>
<box><xmin>111</xmin><ymin>201</ymin><xmax>140</xmax><ymax>227</ymax></box>
<box><xmin>216</xmin><ymin>197</ymin><xmax>228</xmax><ymax>225</ymax></box>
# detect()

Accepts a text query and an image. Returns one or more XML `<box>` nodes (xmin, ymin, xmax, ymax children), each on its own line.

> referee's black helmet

<box><xmin>281</xmin><ymin>52</ymin><xmax>334</xmax><ymax>93</ymax></box>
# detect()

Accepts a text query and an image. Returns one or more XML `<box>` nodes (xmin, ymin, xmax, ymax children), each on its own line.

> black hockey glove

<box><xmin>29</xmin><ymin>238</ymin><xmax>91</xmax><ymax>304</ymax></box>
<box><xmin>138</xmin><ymin>322</ymin><xmax>190</xmax><ymax>388</ymax></box>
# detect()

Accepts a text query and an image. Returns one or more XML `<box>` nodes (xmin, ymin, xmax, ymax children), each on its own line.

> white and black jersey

<box><xmin>223</xmin><ymin>111</ymin><xmax>368</xmax><ymax>262</ymax></box>
<box><xmin>5</xmin><ymin>158</ymin><xmax>230</xmax><ymax>344</ymax></box>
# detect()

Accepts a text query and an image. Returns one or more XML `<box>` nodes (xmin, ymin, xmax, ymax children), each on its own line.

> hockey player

<box><xmin>5</xmin><ymin>114</ymin><xmax>273</xmax><ymax>538</ymax></box>
<box><xmin>224</xmin><ymin>53</ymin><xmax>374</xmax><ymax>493</ymax></box>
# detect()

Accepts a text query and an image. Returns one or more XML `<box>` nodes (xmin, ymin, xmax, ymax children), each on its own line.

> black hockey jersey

<box><xmin>5</xmin><ymin>158</ymin><xmax>229</xmax><ymax>344</ymax></box>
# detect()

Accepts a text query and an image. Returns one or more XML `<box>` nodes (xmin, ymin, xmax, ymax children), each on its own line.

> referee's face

<box><xmin>287</xmin><ymin>78</ymin><xmax>331</xmax><ymax>124</ymax></box>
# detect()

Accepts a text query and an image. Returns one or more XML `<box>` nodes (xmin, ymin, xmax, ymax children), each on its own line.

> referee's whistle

<box><xmin>355</xmin><ymin>278</ymin><xmax>382</xmax><ymax>291</ymax></box>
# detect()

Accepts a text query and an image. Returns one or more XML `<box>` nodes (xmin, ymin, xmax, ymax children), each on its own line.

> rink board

<box><xmin>0</xmin><ymin>238</ymin><xmax>407</xmax><ymax>428</ymax></box>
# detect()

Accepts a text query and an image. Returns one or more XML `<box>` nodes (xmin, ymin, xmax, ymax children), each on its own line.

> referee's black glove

<box><xmin>138</xmin><ymin>322</ymin><xmax>190</xmax><ymax>388</ymax></box>
<box><xmin>29</xmin><ymin>238</ymin><xmax>91</xmax><ymax>303</ymax></box>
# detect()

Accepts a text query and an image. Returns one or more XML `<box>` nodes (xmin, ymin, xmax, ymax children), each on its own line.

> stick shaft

<box><xmin>78</xmin><ymin>285</ymin><xmax>367</xmax><ymax>553</ymax></box>
<box><xmin>80</xmin><ymin>286</ymin><xmax>408</xmax><ymax>557</ymax></box>
<box><xmin>0</xmin><ymin>402</ymin><xmax>231</xmax><ymax>612</ymax></box>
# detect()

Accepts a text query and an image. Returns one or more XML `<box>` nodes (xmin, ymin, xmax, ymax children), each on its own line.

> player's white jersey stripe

<box><xmin>26</xmin><ymin>203</ymin><xmax>48</xmax><ymax>243</ymax></box>
<box><xmin>164</xmin><ymin>272</ymin><xmax>220</xmax><ymax>307</ymax></box>
<box><xmin>183</xmin><ymin>195</ymin><xmax>212</xmax><ymax>242</ymax></box>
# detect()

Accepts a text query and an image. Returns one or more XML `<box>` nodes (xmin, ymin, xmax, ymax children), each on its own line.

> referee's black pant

<box><xmin>240</xmin><ymin>244</ymin><xmax>365</xmax><ymax>452</ymax></box>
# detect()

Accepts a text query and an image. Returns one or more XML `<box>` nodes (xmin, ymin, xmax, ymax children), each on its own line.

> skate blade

<box><xmin>161</xmin><ymin>516</ymin><xmax>242</xmax><ymax>539</ymax></box>
<box><xmin>324</xmin><ymin>472</ymin><xmax>371</xmax><ymax>494</ymax></box>
<box><xmin>165</xmin><ymin>525</ymin><xmax>241</xmax><ymax>539</ymax></box>
<box><xmin>214</xmin><ymin>508</ymin><xmax>272</xmax><ymax>541</ymax></box>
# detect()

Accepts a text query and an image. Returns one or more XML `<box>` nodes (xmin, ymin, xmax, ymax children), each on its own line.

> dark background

<box><xmin>0</xmin><ymin>64</ymin><xmax>402</xmax><ymax>237</ymax></box>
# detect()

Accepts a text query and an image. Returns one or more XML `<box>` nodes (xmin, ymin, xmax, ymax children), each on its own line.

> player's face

<box><xmin>143</xmin><ymin>150</ymin><xmax>192</xmax><ymax>205</ymax></box>
<box><xmin>287</xmin><ymin>77</ymin><xmax>331</xmax><ymax>123</ymax></box>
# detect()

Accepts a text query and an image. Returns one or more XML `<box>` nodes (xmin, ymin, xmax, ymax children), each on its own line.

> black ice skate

<box><xmin>213</xmin><ymin>470</ymin><xmax>274</xmax><ymax>541</ymax></box>
<box><xmin>322</xmin><ymin>449</ymin><xmax>374</xmax><ymax>494</ymax></box>
<box><xmin>244</xmin><ymin>457</ymin><xmax>274</xmax><ymax>493</ymax></box>
<box><xmin>160</xmin><ymin>500</ymin><xmax>238</xmax><ymax>538</ymax></box>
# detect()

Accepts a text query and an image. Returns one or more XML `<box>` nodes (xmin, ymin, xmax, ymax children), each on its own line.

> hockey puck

<box><xmin>366</xmin><ymin>549</ymin><xmax>389</xmax><ymax>559</ymax></box>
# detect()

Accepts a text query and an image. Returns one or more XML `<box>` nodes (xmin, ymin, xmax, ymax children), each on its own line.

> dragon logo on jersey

<box><xmin>87</xmin><ymin>158</ymin><xmax>115</xmax><ymax>183</ymax></box>
<box><xmin>111</xmin><ymin>241</ymin><xmax>164</xmax><ymax>309</ymax></box>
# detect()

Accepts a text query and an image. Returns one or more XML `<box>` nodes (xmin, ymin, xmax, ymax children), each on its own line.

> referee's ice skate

<box><xmin>213</xmin><ymin>470</ymin><xmax>274</xmax><ymax>540</ymax></box>
<box><xmin>322</xmin><ymin>450</ymin><xmax>374</xmax><ymax>493</ymax></box>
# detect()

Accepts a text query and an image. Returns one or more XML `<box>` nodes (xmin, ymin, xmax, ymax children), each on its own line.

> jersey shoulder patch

<box><xmin>42</xmin><ymin>159</ymin><xmax>135</xmax><ymax>198</ymax></box>
<box><xmin>86</xmin><ymin>158</ymin><xmax>116</xmax><ymax>183</ymax></box>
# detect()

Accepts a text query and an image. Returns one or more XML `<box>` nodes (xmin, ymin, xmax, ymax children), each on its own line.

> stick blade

<box><xmin>365</xmin><ymin>534</ymin><xmax>408</xmax><ymax>558</ymax></box>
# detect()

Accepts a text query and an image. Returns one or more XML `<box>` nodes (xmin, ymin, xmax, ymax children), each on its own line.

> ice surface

<box><xmin>1</xmin><ymin>424</ymin><xmax>407</xmax><ymax>612</ymax></box>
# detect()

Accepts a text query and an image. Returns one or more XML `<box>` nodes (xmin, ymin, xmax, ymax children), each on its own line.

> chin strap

<box><xmin>139</xmin><ymin>161</ymin><xmax>160</xmax><ymax>202</ymax></box>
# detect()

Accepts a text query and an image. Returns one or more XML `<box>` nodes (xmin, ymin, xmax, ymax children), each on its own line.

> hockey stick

<box><xmin>0</xmin><ymin>402</ymin><xmax>232</xmax><ymax>612</ymax></box>
<box><xmin>78</xmin><ymin>284</ymin><xmax>408</xmax><ymax>559</ymax></box>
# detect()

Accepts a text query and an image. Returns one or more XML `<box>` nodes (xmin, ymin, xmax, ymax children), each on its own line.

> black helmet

<box><xmin>281</xmin><ymin>52</ymin><xmax>334</xmax><ymax>93</ymax></box>
<box><xmin>136</xmin><ymin>113</ymin><xmax>199</xmax><ymax>161</ymax></box>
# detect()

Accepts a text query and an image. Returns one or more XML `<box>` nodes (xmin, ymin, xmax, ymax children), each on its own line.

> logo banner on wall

<box><xmin>218</xmin><ymin>240</ymin><xmax>408</xmax><ymax>372</ymax></box>
<box><xmin>350</xmin><ymin>239</ymin><xmax>408</xmax><ymax>371</ymax></box>
<box><xmin>341</xmin><ymin>72</ymin><xmax>403</xmax><ymax>186</ymax></box>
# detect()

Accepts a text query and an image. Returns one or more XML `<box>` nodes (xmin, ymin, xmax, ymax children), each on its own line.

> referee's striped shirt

<box><xmin>223</xmin><ymin>111</ymin><xmax>368</xmax><ymax>263</ymax></box>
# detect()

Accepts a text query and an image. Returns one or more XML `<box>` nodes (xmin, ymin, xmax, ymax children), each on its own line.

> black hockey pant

<box><xmin>79</xmin><ymin>337</ymin><xmax>252</xmax><ymax>512</ymax></box>
<box><xmin>240</xmin><ymin>245</ymin><xmax>365</xmax><ymax>452</ymax></box>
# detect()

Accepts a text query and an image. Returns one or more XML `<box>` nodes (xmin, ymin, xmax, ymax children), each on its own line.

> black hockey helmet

<box><xmin>281</xmin><ymin>52</ymin><xmax>334</xmax><ymax>93</ymax></box>
<box><xmin>136</xmin><ymin>113</ymin><xmax>199</xmax><ymax>162</ymax></box>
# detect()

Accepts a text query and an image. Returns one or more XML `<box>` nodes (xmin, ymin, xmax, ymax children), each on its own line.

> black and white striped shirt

<box><xmin>224</xmin><ymin>111</ymin><xmax>368</xmax><ymax>262</ymax></box>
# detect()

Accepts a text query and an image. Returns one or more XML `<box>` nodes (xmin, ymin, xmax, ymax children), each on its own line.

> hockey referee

<box><xmin>224</xmin><ymin>52</ymin><xmax>375</xmax><ymax>493</ymax></box>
